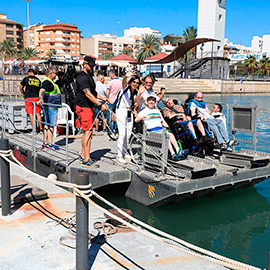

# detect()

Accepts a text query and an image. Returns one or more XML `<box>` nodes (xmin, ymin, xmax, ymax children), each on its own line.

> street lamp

<box><xmin>25</xmin><ymin>0</ymin><xmax>31</xmax><ymax>48</ymax></box>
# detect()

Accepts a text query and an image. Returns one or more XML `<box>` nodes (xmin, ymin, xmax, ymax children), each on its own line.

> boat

<box><xmin>0</xmin><ymin>96</ymin><xmax>270</xmax><ymax>207</ymax></box>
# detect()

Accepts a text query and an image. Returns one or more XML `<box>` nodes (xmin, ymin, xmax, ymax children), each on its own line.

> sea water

<box><xmin>102</xmin><ymin>94</ymin><xmax>270</xmax><ymax>269</ymax></box>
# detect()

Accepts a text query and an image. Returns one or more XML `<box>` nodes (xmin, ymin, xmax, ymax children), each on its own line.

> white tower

<box><xmin>197</xmin><ymin>0</ymin><xmax>226</xmax><ymax>57</ymax></box>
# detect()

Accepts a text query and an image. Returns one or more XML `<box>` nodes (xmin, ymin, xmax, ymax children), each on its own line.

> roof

<box><xmin>0</xmin><ymin>18</ymin><xmax>23</xmax><ymax>26</ymax></box>
<box><xmin>38</xmin><ymin>22</ymin><xmax>81</xmax><ymax>33</ymax></box>
<box><xmin>130</xmin><ymin>38</ymin><xmax>219</xmax><ymax>64</ymax></box>
<box><xmin>144</xmin><ymin>52</ymin><xmax>168</xmax><ymax>61</ymax></box>
<box><xmin>108</xmin><ymin>53</ymin><xmax>136</xmax><ymax>61</ymax></box>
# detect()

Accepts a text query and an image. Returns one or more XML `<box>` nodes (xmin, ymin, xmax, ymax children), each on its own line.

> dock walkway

<box><xmin>0</xmin><ymin>162</ymin><xmax>227</xmax><ymax>270</ymax></box>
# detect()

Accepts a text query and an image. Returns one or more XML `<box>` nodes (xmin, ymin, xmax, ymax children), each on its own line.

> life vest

<box><xmin>42</xmin><ymin>77</ymin><xmax>61</xmax><ymax>105</ymax></box>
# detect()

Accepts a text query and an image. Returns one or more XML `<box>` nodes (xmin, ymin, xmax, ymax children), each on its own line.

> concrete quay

<box><xmin>0</xmin><ymin>162</ymin><xmax>227</xmax><ymax>270</ymax></box>
<box><xmin>1</xmin><ymin>75</ymin><xmax>270</xmax><ymax>96</ymax></box>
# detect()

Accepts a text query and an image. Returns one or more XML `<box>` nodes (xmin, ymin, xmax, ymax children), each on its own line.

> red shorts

<box><xmin>76</xmin><ymin>105</ymin><xmax>94</xmax><ymax>131</ymax></box>
<box><xmin>25</xmin><ymin>97</ymin><xmax>42</xmax><ymax>114</ymax></box>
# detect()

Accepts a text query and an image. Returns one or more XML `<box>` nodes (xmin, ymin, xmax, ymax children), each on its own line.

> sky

<box><xmin>1</xmin><ymin>0</ymin><xmax>270</xmax><ymax>47</ymax></box>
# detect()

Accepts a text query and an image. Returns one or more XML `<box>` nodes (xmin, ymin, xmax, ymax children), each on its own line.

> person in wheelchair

<box><xmin>189</xmin><ymin>91</ymin><xmax>237</xmax><ymax>150</ymax></box>
<box><xmin>135</xmin><ymin>95</ymin><xmax>189</xmax><ymax>161</ymax></box>
<box><xmin>163</xmin><ymin>97</ymin><xmax>214</xmax><ymax>150</ymax></box>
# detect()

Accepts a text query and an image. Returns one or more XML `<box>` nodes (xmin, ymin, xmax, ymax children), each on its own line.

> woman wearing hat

<box><xmin>115</xmin><ymin>73</ymin><xmax>141</xmax><ymax>164</ymax></box>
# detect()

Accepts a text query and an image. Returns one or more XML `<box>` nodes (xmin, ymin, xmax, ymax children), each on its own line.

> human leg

<box><xmin>116</xmin><ymin>108</ymin><xmax>127</xmax><ymax>158</ymax></box>
<box><xmin>205</xmin><ymin>118</ymin><xmax>225</xmax><ymax>144</ymax></box>
<box><xmin>215</xmin><ymin>120</ymin><xmax>229</xmax><ymax>142</ymax></box>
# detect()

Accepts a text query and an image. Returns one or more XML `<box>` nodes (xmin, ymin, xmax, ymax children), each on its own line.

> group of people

<box><xmin>20</xmin><ymin>55</ymin><xmax>236</xmax><ymax>169</ymax></box>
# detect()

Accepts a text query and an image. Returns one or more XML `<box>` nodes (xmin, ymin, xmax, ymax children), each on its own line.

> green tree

<box><xmin>122</xmin><ymin>49</ymin><xmax>132</xmax><ymax>56</ymax></box>
<box><xmin>182</xmin><ymin>26</ymin><xmax>197</xmax><ymax>63</ymax></box>
<box><xmin>20</xmin><ymin>47</ymin><xmax>39</xmax><ymax>60</ymax></box>
<box><xmin>103</xmin><ymin>53</ymin><xmax>115</xmax><ymax>60</ymax></box>
<box><xmin>46</xmin><ymin>49</ymin><xmax>57</xmax><ymax>59</ymax></box>
<box><xmin>0</xmin><ymin>39</ymin><xmax>17</xmax><ymax>58</ymax></box>
<box><xmin>244</xmin><ymin>55</ymin><xmax>258</xmax><ymax>74</ymax></box>
<box><xmin>259</xmin><ymin>57</ymin><xmax>270</xmax><ymax>75</ymax></box>
<box><xmin>173</xmin><ymin>36</ymin><xmax>184</xmax><ymax>47</ymax></box>
<box><xmin>136</xmin><ymin>34</ymin><xmax>161</xmax><ymax>62</ymax></box>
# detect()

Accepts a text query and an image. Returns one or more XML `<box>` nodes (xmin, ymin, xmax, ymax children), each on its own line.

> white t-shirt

<box><xmin>138</xmin><ymin>89</ymin><xmax>158</xmax><ymax>112</ymax></box>
<box><xmin>190</xmin><ymin>101</ymin><xmax>213</xmax><ymax>119</ymax></box>
<box><xmin>117</xmin><ymin>87</ymin><xmax>137</xmax><ymax>109</ymax></box>
<box><xmin>96</xmin><ymin>81</ymin><xmax>107</xmax><ymax>101</ymax></box>
<box><xmin>212</xmin><ymin>112</ymin><xmax>227</xmax><ymax>128</ymax></box>
<box><xmin>137</xmin><ymin>107</ymin><xmax>163</xmax><ymax>130</ymax></box>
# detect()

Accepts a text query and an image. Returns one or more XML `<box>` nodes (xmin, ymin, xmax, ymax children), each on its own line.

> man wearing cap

<box><xmin>75</xmin><ymin>56</ymin><xmax>108</xmax><ymax>168</ymax></box>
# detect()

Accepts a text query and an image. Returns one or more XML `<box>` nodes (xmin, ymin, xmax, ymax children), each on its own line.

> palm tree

<box><xmin>20</xmin><ymin>47</ymin><xmax>39</xmax><ymax>60</ymax></box>
<box><xmin>46</xmin><ymin>49</ymin><xmax>57</xmax><ymax>59</ymax></box>
<box><xmin>0</xmin><ymin>39</ymin><xmax>18</xmax><ymax>58</ymax></box>
<box><xmin>259</xmin><ymin>57</ymin><xmax>270</xmax><ymax>75</ymax></box>
<box><xmin>136</xmin><ymin>34</ymin><xmax>161</xmax><ymax>62</ymax></box>
<box><xmin>173</xmin><ymin>36</ymin><xmax>184</xmax><ymax>47</ymax></box>
<box><xmin>182</xmin><ymin>26</ymin><xmax>197</xmax><ymax>62</ymax></box>
<box><xmin>244</xmin><ymin>55</ymin><xmax>258</xmax><ymax>74</ymax></box>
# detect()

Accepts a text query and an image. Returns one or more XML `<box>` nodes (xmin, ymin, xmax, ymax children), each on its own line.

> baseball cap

<box><xmin>84</xmin><ymin>56</ymin><xmax>96</xmax><ymax>67</ymax></box>
<box><xmin>146</xmin><ymin>94</ymin><xmax>157</xmax><ymax>101</ymax></box>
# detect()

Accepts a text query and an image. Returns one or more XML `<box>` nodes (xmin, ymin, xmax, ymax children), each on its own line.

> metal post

<box><xmin>76</xmin><ymin>173</ymin><xmax>89</xmax><ymax>270</ymax></box>
<box><xmin>210</xmin><ymin>42</ymin><xmax>213</xmax><ymax>79</ymax></box>
<box><xmin>0</xmin><ymin>138</ymin><xmax>11</xmax><ymax>216</ymax></box>
<box><xmin>65</xmin><ymin>104</ymin><xmax>69</xmax><ymax>172</ymax></box>
<box><xmin>33</xmin><ymin>101</ymin><xmax>36</xmax><ymax>171</ymax></box>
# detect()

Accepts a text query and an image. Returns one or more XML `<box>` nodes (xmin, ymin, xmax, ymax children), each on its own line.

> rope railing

<box><xmin>0</xmin><ymin>149</ymin><xmax>263</xmax><ymax>270</ymax></box>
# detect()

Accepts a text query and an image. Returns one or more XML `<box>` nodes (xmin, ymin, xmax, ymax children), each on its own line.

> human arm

<box><xmin>156</xmin><ymin>87</ymin><xmax>166</xmax><ymax>102</ymax></box>
<box><xmin>96</xmin><ymin>93</ymin><xmax>108</xmax><ymax>103</ymax></box>
<box><xmin>19</xmin><ymin>84</ymin><xmax>24</xmax><ymax>95</ymax></box>
<box><xmin>84</xmin><ymin>89</ymin><xmax>107</xmax><ymax>111</ymax></box>
<box><xmin>134</xmin><ymin>84</ymin><xmax>146</xmax><ymax>105</ymax></box>
<box><xmin>37</xmin><ymin>88</ymin><xmax>45</xmax><ymax>104</ymax></box>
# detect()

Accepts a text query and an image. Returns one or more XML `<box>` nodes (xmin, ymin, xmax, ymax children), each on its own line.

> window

<box><xmin>71</xmin><ymin>32</ymin><xmax>74</xmax><ymax>35</ymax></box>
<box><xmin>6</xmin><ymin>30</ymin><xmax>14</xmax><ymax>35</ymax></box>
<box><xmin>77</xmin><ymin>45</ymin><xmax>79</xmax><ymax>48</ymax></box>
<box><xmin>218</xmin><ymin>14</ymin><xmax>222</xmax><ymax>22</ymax></box>
<box><xmin>167</xmin><ymin>66</ymin><xmax>171</xmax><ymax>73</ymax></box>
<box><xmin>6</xmin><ymin>24</ymin><xmax>14</xmax><ymax>28</ymax></box>
<box><xmin>6</xmin><ymin>37</ymin><xmax>14</xmax><ymax>41</ymax></box>
<box><xmin>77</xmin><ymin>50</ymin><xmax>79</xmax><ymax>54</ymax></box>
<box><xmin>45</xmin><ymin>31</ymin><xmax>50</xmax><ymax>35</ymax></box>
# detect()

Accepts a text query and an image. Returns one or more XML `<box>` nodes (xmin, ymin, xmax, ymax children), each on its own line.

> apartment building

<box><xmin>23</xmin><ymin>23</ymin><xmax>44</xmax><ymax>48</ymax></box>
<box><xmin>0</xmin><ymin>13</ymin><xmax>24</xmax><ymax>51</ymax></box>
<box><xmin>124</xmin><ymin>27</ymin><xmax>162</xmax><ymax>40</ymax></box>
<box><xmin>81</xmin><ymin>34</ymin><xmax>137</xmax><ymax>59</ymax></box>
<box><xmin>36</xmin><ymin>22</ymin><xmax>81</xmax><ymax>59</ymax></box>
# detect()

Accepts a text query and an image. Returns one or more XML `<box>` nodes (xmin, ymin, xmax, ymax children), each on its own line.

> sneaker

<box><xmin>124</xmin><ymin>154</ymin><xmax>132</xmax><ymax>161</ymax></box>
<box><xmin>42</xmin><ymin>143</ymin><xmax>49</xmax><ymax>149</ymax></box>
<box><xmin>171</xmin><ymin>153</ymin><xmax>180</xmax><ymax>161</ymax></box>
<box><xmin>202</xmin><ymin>136</ymin><xmax>216</xmax><ymax>144</ymax></box>
<box><xmin>117</xmin><ymin>157</ymin><xmax>127</xmax><ymax>164</ymax></box>
<box><xmin>177</xmin><ymin>149</ymin><xmax>189</xmax><ymax>157</ymax></box>
<box><xmin>50</xmin><ymin>144</ymin><xmax>60</xmax><ymax>150</ymax></box>
<box><xmin>221</xmin><ymin>143</ymin><xmax>228</xmax><ymax>151</ymax></box>
<box><xmin>79</xmin><ymin>155</ymin><xmax>84</xmax><ymax>164</ymax></box>
<box><xmin>81</xmin><ymin>159</ymin><xmax>100</xmax><ymax>168</ymax></box>
<box><xmin>227</xmin><ymin>140</ymin><xmax>239</xmax><ymax>146</ymax></box>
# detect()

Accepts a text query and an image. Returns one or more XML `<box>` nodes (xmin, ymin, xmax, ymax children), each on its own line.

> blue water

<box><xmin>103</xmin><ymin>94</ymin><xmax>270</xmax><ymax>269</ymax></box>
